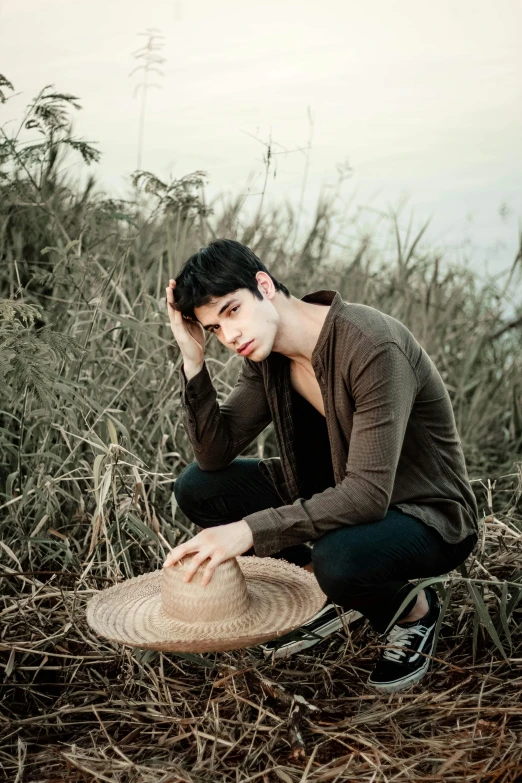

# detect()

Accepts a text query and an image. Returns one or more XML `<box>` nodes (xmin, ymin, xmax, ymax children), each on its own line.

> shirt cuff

<box><xmin>179</xmin><ymin>361</ymin><xmax>214</xmax><ymax>404</ymax></box>
<box><xmin>243</xmin><ymin>507</ymin><xmax>283</xmax><ymax>557</ymax></box>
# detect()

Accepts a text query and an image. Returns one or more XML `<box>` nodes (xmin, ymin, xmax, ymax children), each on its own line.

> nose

<box><xmin>221</xmin><ymin>323</ymin><xmax>242</xmax><ymax>347</ymax></box>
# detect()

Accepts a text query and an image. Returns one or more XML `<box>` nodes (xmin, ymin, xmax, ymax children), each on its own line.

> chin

<box><xmin>255</xmin><ymin>343</ymin><xmax>274</xmax><ymax>362</ymax></box>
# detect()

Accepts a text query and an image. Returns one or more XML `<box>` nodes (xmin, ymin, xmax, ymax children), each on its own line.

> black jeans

<box><xmin>173</xmin><ymin>458</ymin><xmax>477</xmax><ymax>633</ymax></box>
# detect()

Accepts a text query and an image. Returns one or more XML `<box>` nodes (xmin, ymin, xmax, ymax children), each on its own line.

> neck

<box><xmin>271</xmin><ymin>294</ymin><xmax>330</xmax><ymax>365</ymax></box>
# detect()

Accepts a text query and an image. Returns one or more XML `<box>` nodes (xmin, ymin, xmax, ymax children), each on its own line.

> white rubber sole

<box><xmin>367</xmin><ymin>655</ymin><xmax>431</xmax><ymax>693</ymax></box>
<box><xmin>260</xmin><ymin>608</ymin><xmax>362</xmax><ymax>660</ymax></box>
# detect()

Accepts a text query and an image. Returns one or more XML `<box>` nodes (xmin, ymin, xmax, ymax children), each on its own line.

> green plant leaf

<box><xmin>126</xmin><ymin>512</ymin><xmax>160</xmax><ymax>545</ymax></box>
<box><xmin>170</xmin><ymin>652</ymin><xmax>216</xmax><ymax>669</ymax></box>
<box><xmin>432</xmin><ymin>583</ymin><xmax>454</xmax><ymax>656</ymax></box>
<box><xmin>106</xmin><ymin>417</ymin><xmax>118</xmax><ymax>445</ymax></box>
<box><xmin>472</xmin><ymin>602</ymin><xmax>480</xmax><ymax>665</ymax></box>
<box><xmin>506</xmin><ymin>585</ymin><xmax>522</xmax><ymax>619</ymax></box>
<box><xmin>467</xmin><ymin>582</ymin><xmax>509</xmax><ymax>661</ymax></box>
<box><xmin>93</xmin><ymin>454</ymin><xmax>105</xmax><ymax>496</ymax></box>
<box><xmin>498</xmin><ymin>581</ymin><xmax>512</xmax><ymax>653</ymax></box>
<box><xmin>384</xmin><ymin>576</ymin><xmax>450</xmax><ymax>634</ymax></box>
<box><xmin>6</xmin><ymin>471</ymin><xmax>18</xmax><ymax>498</ymax></box>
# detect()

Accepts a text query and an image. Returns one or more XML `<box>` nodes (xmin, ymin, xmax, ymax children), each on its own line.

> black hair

<box><xmin>173</xmin><ymin>239</ymin><xmax>291</xmax><ymax>321</ymax></box>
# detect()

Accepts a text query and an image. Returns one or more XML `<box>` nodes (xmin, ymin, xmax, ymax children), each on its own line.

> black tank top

<box><xmin>290</xmin><ymin>387</ymin><xmax>335</xmax><ymax>498</ymax></box>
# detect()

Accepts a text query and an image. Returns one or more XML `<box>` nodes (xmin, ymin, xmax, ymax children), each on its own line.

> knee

<box><xmin>311</xmin><ymin>532</ymin><xmax>372</xmax><ymax>597</ymax></box>
<box><xmin>173</xmin><ymin>461</ymin><xmax>204</xmax><ymax>516</ymax></box>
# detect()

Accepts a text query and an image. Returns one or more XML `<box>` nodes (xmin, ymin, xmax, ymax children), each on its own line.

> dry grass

<box><xmin>2</xmin><ymin>79</ymin><xmax>522</xmax><ymax>781</ymax></box>
<box><xmin>1</xmin><ymin>484</ymin><xmax>521</xmax><ymax>783</ymax></box>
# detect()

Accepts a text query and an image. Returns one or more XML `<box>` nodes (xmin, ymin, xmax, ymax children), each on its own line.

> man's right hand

<box><xmin>166</xmin><ymin>279</ymin><xmax>205</xmax><ymax>373</ymax></box>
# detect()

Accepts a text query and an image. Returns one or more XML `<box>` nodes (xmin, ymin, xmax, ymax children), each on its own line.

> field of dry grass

<box><xmin>1</xmin><ymin>78</ymin><xmax>522</xmax><ymax>782</ymax></box>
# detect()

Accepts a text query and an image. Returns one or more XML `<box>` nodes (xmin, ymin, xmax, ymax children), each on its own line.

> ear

<box><xmin>255</xmin><ymin>271</ymin><xmax>275</xmax><ymax>299</ymax></box>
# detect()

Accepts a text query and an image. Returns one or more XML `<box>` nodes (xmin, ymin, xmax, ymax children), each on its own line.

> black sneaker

<box><xmin>252</xmin><ymin>602</ymin><xmax>362</xmax><ymax>660</ymax></box>
<box><xmin>367</xmin><ymin>587</ymin><xmax>441</xmax><ymax>693</ymax></box>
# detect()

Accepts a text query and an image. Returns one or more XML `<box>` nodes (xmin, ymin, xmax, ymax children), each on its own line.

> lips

<box><xmin>237</xmin><ymin>340</ymin><xmax>254</xmax><ymax>355</ymax></box>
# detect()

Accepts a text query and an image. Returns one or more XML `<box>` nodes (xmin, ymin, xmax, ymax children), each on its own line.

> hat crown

<box><xmin>161</xmin><ymin>556</ymin><xmax>250</xmax><ymax>623</ymax></box>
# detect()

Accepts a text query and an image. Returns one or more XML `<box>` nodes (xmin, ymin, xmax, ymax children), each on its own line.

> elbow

<box><xmin>194</xmin><ymin>451</ymin><xmax>234</xmax><ymax>473</ymax></box>
<box><xmin>356</xmin><ymin>503</ymin><xmax>388</xmax><ymax>524</ymax></box>
<box><xmin>343</xmin><ymin>471</ymin><xmax>391</xmax><ymax>518</ymax></box>
<box><xmin>353</xmin><ymin>485</ymin><xmax>390</xmax><ymax>523</ymax></box>
<box><xmin>367</xmin><ymin>501</ymin><xmax>388</xmax><ymax>522</ymax></box>
<box><xmin>194</xmin><ymin>458</ymin><xmax>223</xmax><ymax>472</ymax></box>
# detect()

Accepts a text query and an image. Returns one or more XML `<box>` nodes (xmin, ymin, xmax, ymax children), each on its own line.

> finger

<box><xmin>163</xmin><ymin>548</ymin><xmax>180</xmax><ymax>568</ymax></box>
<box><xmin>183</xmin><ymin>550</ymin><xmax>211</xmax><ymax>583</ymax></box>
<box><xmin>200</xmin><ymin>555</ymin><xmax>223</xmax><ymax>587</ymax></box>
<box><xmin>163</xmin><ymin>543</ymin><xmax>189</xmax><ymax>568</ymax></box>
<box><xmin>166</xmin><ymin>298</ymin><xmax>180</xmax><ymax>318</ymax></box>
<box><xmin>165</xmin><ymin>290</ymin><xmax>182</xmax><ymax>322</ymax></box>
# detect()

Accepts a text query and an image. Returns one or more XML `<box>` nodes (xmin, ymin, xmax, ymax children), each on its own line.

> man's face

<box><xmin>194</xmin><ymin>283</ymin><xmax>279</xmax><ymax>361</ymax></box>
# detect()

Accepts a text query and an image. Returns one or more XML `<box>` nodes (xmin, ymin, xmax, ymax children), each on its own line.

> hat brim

<box><xmin>86</xmin><ymin>556</ymin><xmax>327</xmax><ymax>653</ymax></box>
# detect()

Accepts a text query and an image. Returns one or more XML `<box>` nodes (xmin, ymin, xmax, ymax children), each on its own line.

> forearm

<box><xmin>179</xmin><ymin>360</ymin><xmax>271</xmax><ymax>470</ymax></box>
<box><xmin>243</xmin><ymin>480</ymin><xmax>387</xmax><ymax>557</ymax></box>
<box><xmin>179</xmin><ymin>362</ymin><xmax>232</xmax><ymax>467</ymax></box>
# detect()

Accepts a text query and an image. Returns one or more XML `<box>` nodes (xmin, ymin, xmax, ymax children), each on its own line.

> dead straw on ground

<box><xmin>1</xmin><ymin>488</ymin><xmax>521</xmax><ymax>783</ymax></box>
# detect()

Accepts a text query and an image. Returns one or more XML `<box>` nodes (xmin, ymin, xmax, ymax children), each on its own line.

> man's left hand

<box><xmin>162</xmin><ymin>520</ymin><xmax>254</xmax><ymax>586</ymax></box>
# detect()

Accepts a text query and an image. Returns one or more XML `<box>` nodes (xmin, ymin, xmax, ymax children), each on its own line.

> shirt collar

<box><xmin>300</xmin><ymin>289</ymin><xmax>344</xmax><ymax>367</ymax></box>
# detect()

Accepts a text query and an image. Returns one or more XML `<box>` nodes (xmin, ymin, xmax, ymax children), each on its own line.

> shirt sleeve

<box><xmin>243</xmin><ymin>342</ymin><xmax>419</xmax><ymax>556</ymax></box>
<box><xmin>179</xmin><ymin>357</ymin><xmax>272</xmax><ymax>471</ymax></box>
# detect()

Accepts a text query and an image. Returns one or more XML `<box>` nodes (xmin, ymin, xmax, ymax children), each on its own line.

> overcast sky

<box><xmin>1</xmin><ymin>0</ymin><xmax>521</xmax><ymax>279</ymax></box>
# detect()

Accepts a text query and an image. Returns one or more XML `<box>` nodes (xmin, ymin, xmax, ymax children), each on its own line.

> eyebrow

<box><xmin>201</xmin><ymin>299</ymin><xmax>238</xmax><ymax>331</ymax></box>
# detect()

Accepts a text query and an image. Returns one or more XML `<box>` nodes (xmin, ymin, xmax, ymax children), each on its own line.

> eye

<box><xmin>211</xmin><ymin>305</ymin><xmax>240</xmax><ymax>334</ymax></box>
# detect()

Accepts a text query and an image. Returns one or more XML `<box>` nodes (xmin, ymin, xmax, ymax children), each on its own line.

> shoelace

<box><xmin>382</xmin><ymin>623</ymin><xmax>428</xmax><ymax>662</ymax></box>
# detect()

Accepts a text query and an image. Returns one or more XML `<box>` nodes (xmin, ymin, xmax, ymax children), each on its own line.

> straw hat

<box><xmin>86</xmin><ymin>554</ymin><xmax>327</xmax><ymax>653</ymax></box>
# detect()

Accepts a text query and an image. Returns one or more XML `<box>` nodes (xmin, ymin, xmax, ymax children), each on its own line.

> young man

<box><xmin>163</xmin><ymin>239</ymin><xmax>479</xmax><ymax>692</ymax></box>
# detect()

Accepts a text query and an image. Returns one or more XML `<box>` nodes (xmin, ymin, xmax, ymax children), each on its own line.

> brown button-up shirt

<box><xmin>179</xmin><ymin>289</ymin><xmax>479</xmax><ymax>557</ymax></box>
